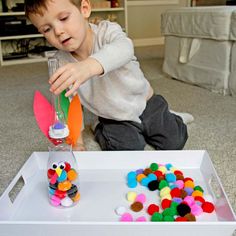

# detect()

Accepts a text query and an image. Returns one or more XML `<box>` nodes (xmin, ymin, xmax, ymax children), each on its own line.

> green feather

<box><xmin>59</xmin><ymin>90</ymin><xmax>70</xmax><ymax>122</ymax></box>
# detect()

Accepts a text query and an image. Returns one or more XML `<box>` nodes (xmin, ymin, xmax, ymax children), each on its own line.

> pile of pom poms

<box><xmin>116</xmin><ymin>162</ymin><xmax>215</xmax><ymax>222</ymax></box>
<box><xmin>47</xmin><ymin>161</ymin><xmax>80</xmax><ymax>207</ymax></box>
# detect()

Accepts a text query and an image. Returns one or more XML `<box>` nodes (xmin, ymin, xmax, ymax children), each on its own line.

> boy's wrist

<box><xmin>86</xmin><ymin>57</ymin><xmax>104</xmax><ymax>77</ymax></box>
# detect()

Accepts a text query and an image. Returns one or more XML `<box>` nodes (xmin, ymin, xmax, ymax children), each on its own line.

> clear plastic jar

<box><xmin>47</xmin><ymin>142</ymin><xmax>80</xmax><ymax>208</ymax></box>
<box><xmin>48</xmin><ymin>57</ymin><xmax>69</xmax><ymax>142</ymax></box>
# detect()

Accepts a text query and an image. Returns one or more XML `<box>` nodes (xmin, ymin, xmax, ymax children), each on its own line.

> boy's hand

<box><xmin>49</xmin><ymin>57</ymin><xmax>103</xmax><ymax>97</ymax></box>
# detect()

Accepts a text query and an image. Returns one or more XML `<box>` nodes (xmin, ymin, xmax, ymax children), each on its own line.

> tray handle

<box><xmin>8</xmin><ymin>175</ymin><xmax>25</xmax><ymax>203</ymax></box>
<box><xmin>0</xmin><ymin>174</ymin><xmax>25</xmax><ymax>220</ymax></box>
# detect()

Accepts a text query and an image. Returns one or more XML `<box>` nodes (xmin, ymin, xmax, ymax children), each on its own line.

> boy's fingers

<box><xmin>53</xmin><ymin>76</ymin><xmax>74</xmax><ymax>95</ymax></box>
<box><xmin>65</xmin><ymin>89</ymin><xmax>74</xmax><ymax>97</ymax></box>
<box><xmin>50</xmin><ymin>69</ymin><xmax>71</xmax><ymax>92</ymax></box>
<box><xmin>65</xmin><ymin>81</ymin><xmax>79</xmax><ymax>97</ymax></box>
<box><xmin>49</xmin><ymin>71</ymin><xmax>58</xmax><ymax>84</ymax></box>
<box><xmin>48</xmin><ymin>66</ymin><xmax>65</xmax><ymax>84</ymax></box>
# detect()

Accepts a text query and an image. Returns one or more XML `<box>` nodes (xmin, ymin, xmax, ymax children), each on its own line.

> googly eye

<box><xmin>52</xmin><ymin>162</ymin><xmax>58</xmax><ymax>169</ymax></box>
<box><xmin>58</xmin><ymin>161</ymin><xmax>66</xmax><ymax>170</ymax></box>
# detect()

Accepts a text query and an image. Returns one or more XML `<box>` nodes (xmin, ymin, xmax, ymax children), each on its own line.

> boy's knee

<box><xmin>164</xmin><ymin>135</ymin><xmax>187</xmax><ymax>150</ymax></box>
<box><xmin>95</xmin><ymin>133</ymin><xmax>146</xmax><ymax>150</ymax></box>
<box><xmin>94</xmin><ymin>123</ymin><xmax>146</xmax><ymax>150</ymax></box>
<box><xmin>164</xmin><ymin>125</ymin><xmax>188</xmax><ymax>150</ymax></box>
<box><xmin>97</xmin><ymin>138</ymin><xmax>145</xmax><ymax>150</ymax></box>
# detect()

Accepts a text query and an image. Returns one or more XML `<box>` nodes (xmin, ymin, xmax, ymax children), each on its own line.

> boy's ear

<box><xmin>80</xmin><ymin>0</ymin><xmax>91</xmax><ymax>18</ymax></box>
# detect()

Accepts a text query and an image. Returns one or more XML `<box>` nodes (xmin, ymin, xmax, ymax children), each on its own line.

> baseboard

<box><xmin>132</xmin><ymin>37</ymin><xmax>164</xmax><ymax>47</ymax></box>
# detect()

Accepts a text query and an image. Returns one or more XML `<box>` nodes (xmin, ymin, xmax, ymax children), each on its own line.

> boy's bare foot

<box><xmin>73</xmin><ymin>143</ymin><xmax>87</xmax><ymax>151</ymax></box>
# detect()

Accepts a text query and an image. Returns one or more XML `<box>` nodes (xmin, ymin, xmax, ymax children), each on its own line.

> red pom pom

<box><xmin>202</xmin><ymin>201</ymin><xmax>215</xmax><ymax>213</ymax></box>
<box><xmin>161</xmin><ymin>199</ymin><xmax>171</xmax><ymax>209</ymax></box>
<box><xmin>194</xmin><ymin>196</ymin><xmax>205</xmax><ymax>204</ymax></box>
<box><xmin>64</xmin><ymin>162</ymin><xmax>71</xmax><ymax>172</ymax></box>
<box><xmin>47</xmin><ymin>169</ymin><xmax>55</xmax><ymax>179</ymax></box>
<box><xmin>147</xmin><ymin>204</ymin><xmax>159</xmax><ymax>215</ymax></box>
<box><xmin>170</xmin><ymin>187</ymin><xmax>181</xmax><ymax>198</ymax></box>
<box><xmin>153</xmin><ymin>170</ymin><xmax>164</xmax><ymax>178</ymax></box>
<box><xmin>55</xmin><ymin>189</ymin><xmax>67</xmax><ymax>199</ymax></box>
<box><xmin>175</xmin><ymin>216</ymin><xmax>188</xmax><ymax>222</ymax></box>
<box><xmin>184</xmin><ymin>177</ymin><xmax>194</xmax><ymax>182</ymax></box>
<box><xmin>174</xmin><ymin>170</ymin><xmax>183</xmax><ymax>176</ymax></box>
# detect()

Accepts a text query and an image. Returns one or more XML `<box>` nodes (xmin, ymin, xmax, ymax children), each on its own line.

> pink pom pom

<box><xmin>191</xmin><ymin>203</ymin><xmax>203</xmax><ymax>216</ymax></box>
<box><xmin>120</xmin><ymin>213</ymin><xmax>133</xmax><ymax>222</ymax></box>
<box><xmin>136</xmin><ymin>216</ymin><xmax>147</xmax><ymax>222</ymax></box>
<box><xmin>136</xmin><ymin>193</ymin><xmax>146</xmax><ymax>204</ymax></box>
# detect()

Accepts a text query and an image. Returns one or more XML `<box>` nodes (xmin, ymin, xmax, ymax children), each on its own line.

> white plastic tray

<box><xmin>0</xmin><ymin>150</ymin><xmax>235</xmax><ymax>236</ymax></box>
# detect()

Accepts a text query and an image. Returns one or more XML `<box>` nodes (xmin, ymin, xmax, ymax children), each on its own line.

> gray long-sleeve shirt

<box><xmin>56</xmin><ymin>20</ymin><xmax>151</xmax><ymax>123</ymax></box>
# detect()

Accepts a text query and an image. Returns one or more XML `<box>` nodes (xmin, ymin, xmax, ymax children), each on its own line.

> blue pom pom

<box><xmin>127</xmin><ymin>180</ymin><xmax>138</xmax><ymax>188</ymax></box>
<box><xmin>165</xmin><ymin>173</ymin><xmax>176</xmax><ymax>182</ymax></box>
<box><xmin>127</xmin><ymin>171</ymin><xmax>137</xmax><ymax>180</ymax></box>
<box><xmin>165</xmin><ymin>163</ymin><xmax>173</xmax><ymax>170</ymax></box>
<box><xmin>169</xmin><ymin>184</ymin><xmax>178</xmax><ymax>190</ymax></box>
<box><xmin>140</xmin><ymin>177</ymin><xmax>151</xmax><ymax>187</ymax></box>
<box><xmin>147</xmin><ymin>173</ymin><xmax>157</xmax><ymax>181</ymax></box>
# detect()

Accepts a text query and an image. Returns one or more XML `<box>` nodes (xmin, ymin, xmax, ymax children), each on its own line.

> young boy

<box><xmin>25</xmin><ymin>0</ymin><xmax>189</xmax><ymax>150</ymax></box>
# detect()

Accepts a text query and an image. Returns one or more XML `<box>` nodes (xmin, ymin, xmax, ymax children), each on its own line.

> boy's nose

<box><xmin>54</xmin><ymin>25</ymin><xmax>64</xmax><ymax>36</ymax></box>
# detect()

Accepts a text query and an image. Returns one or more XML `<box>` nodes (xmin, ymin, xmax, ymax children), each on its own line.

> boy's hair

<box><xmin>25</xmin><ymin>0</ymin><xmax>82</xmax><ymax>18</ymax></box>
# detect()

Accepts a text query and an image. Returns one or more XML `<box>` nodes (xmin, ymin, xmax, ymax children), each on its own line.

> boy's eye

<box><xmin>42</xmin><ymin>27</ymin><xmax>50</xmax><ymax>33</ymax></box>
<box><xmin>60</xmin><ymin>16</ymin><xmax>68</xmax><ymax>21</ymax></box>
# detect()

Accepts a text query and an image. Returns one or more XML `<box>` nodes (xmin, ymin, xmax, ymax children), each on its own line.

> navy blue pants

<box><xmin>94</xmin><ymin>95</ymin><xmax>188</xmax><ymax>150</ymax></box>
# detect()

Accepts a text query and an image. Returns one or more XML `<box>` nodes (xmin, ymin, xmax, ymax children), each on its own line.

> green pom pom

<box><xmin>163</xmin><ymin>215</ymin><xmax>175</xmax><ymax>222</ymax></box>
<box><xmin>159</xmin><ymin>180</ymin><xmax>169</xmax><ymax>190</ymax></box>
<box><xmin>171</xmin><ymin>201</ymin><xmax>179</xmax><ymax>209</ymax></box>
<box><xmin>170</xmin><ymin>203</ymin><xmax>178</xmax><ymax>215</ymax></box>
<box><xmin>162</xmin><ymin>207</ymin><xmax>176</xmax><ymax>217</ymax></box>
<box><xmin>151</xmin><ymin>212</ymin><xmax>163</xmax><ymax>222</ymax></box>
<box><xmin>194</xmin><ymin>185</ymin><xmax>204</xmax><ymax>193</ymax></box>
<box><xmin>150</xmin><ymin>163</ymin><xmax>158</xmax><ymax>171</ymax></box>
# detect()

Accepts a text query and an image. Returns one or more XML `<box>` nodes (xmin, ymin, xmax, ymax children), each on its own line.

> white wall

<box><xmin>127</xmin><ymin>0</ymin><xmax>190</xmax><ymax>46</ymax></box>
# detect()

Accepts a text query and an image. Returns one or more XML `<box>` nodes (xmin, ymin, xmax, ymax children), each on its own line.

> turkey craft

<box><xmin>47</xmin><ymin>160</ymin><xmax>80</xmax><ymax>207</ymax></box>
<box><xmin>33</xmin><ymin>57</ymin><xmax>83</xmax><ymax>147</ymax></box>
<box><xmin>33</xmin><ymin>57</ymin><xmax>82</xmax><ymax>208</ymax></box>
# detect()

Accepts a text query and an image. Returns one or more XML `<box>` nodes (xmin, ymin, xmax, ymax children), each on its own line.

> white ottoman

<box><xmin>161</xmin><ymin>6</ymin><xmax>236</xmax><ymax>95</ymax></box>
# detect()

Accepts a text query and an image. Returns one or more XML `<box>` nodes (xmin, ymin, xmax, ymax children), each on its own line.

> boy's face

<box><xmin>29</xmin><ymin>0</ymin><xmax>91</xmax><ymax>52</ymax></box>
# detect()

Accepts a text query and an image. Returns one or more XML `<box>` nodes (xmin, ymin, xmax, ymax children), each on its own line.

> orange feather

<box><xmin>66</xmin><ymin>95</ymin><xmax>83</xmax><ymax>147</ymax></box>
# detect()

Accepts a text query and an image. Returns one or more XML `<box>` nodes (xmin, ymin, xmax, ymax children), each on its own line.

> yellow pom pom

<box><xmin>158</xmin><ymin>166</ymin><xmax>167</xmax><ymax>174</ymax></box>
<box><xmin>127</xmin><ymin>191</ymin><xmax>137</xmax><ymax>202</ymax></box>
<box><xmin>161</xmin><ymin>194</ymin><xmax>172</xmax><ymax>201</ymax></box>
<box><xmin>160</xmin><ymin>186</ymin><xmax>171</xmax><ymax>198</ymax></box>
<box><xmin>170</xmin><ymin>167</ymin><xmax>178</xmax><ymax>173</ymax></box>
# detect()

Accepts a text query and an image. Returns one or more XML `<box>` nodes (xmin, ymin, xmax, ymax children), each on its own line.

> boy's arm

<box><xmin>49</xmin><ymin>56</ymin><xmax>103</xmax><ymax>97</ymax></box>
<box><xmin>49</xmin><ymin>22</ymin><xmax>133</xmax><ymax>97</ymax></box>
<box><xmin>90</xmin><ymin>21</ymin><xmax>134</xmax><ymax>75</ymax></box>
